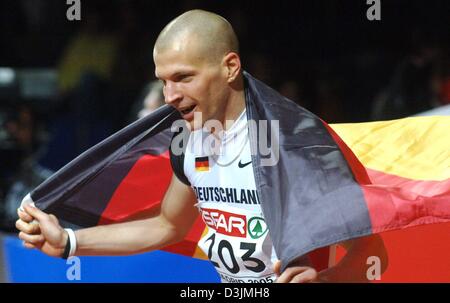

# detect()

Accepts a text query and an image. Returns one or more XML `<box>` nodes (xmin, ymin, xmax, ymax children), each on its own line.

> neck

<box><xmin>222</xmin><ymin>76</ymin><xmax>245</xmax><ymax>131</ymax></box>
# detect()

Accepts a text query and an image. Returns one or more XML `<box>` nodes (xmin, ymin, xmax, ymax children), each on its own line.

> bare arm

<box><xmin>16</xmin><ymin>174</ymin><xmax>198</xmax><ymax>258</ymax></box>
<box><xmin>317</xmin><ymin>234</ymin><xmax>389</xmax><ymax>282</ymax></box>
<box><xmin>75</xmin><ymin>175</ymin><xmax>198</xmax><ymax>256</ymax></box>
<box><xmin>274</xmin><ymin>234</ymin><xmax>389</xmax><ymax>283</ymax></box>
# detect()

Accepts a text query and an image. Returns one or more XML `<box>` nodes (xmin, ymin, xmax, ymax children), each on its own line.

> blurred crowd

<box><xmin>0</xmin><ymin>0</ymin><xmax>448</xmax><ymax>231</ymax></box>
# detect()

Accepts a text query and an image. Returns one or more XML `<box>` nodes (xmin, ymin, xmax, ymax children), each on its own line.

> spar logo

<box><xmin>248</xmin><ymin>216</ymin><xmax>268</xmax><ymax>239</ymax></box>
<box><xmin>200</xmin><ymin>208</ymin><xmax>247</xmax><ymax>237</ymax></box>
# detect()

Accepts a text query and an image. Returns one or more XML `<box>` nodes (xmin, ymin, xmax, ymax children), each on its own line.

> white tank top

<box><xmin>184</xmin><ymin>110</ymin><xmax>278</xmax><ymax>283</ymax></box>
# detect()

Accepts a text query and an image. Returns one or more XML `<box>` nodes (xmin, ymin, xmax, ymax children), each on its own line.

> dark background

<box><xmin>0</xmin><ymin>0</ymin><xmax>448</xmax><ymax>230</ymax></box>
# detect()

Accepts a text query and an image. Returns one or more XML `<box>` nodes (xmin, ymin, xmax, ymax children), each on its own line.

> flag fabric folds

<box><xmin>23</xmin><ymin>72</ymin><xmax>450</xmax><ymax>272</ymax></box>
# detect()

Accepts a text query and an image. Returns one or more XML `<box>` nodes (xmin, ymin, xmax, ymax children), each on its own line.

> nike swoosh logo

<box><xmin>238</xmin><ymin>160</ymin><xmax>252</xmax><ymax>168</ymax></box>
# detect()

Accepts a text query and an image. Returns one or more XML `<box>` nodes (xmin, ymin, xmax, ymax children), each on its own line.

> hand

<box><xmin>273</xmin><ymin>260</ymin><xmax>320</xmax><ymax>283</ymax></box>
<box><xmin>16</xmin><ymin>204</ymin><xmax>68</xmax><ymax>258</ymax></box>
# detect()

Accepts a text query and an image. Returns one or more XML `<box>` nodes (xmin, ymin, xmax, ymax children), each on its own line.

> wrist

<box><xmin>61</xmin><ymin>230</ymin><xmax>70</xmax><ymax>259</ymax></box>
<box><xmin>60</xmin><ymin>228</ymin><xmax>77</xmax><ymax>259</ymax></box>
<box><xmin>60</xmin><ymin>229</ymin><xmax>69</xmax><ymax>251</ymax></box>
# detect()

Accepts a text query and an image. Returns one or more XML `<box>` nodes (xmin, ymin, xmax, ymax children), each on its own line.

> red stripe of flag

<box><xmin>99</xmin><ymin>152</ymin><xmax>172</xmax><ymax>225</ymax></box>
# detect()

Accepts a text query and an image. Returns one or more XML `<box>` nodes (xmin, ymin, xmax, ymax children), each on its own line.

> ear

<box><xmin>222</xmin><ymin>52</ymin><xmax>241</xmax><ymax>83</ymax></box>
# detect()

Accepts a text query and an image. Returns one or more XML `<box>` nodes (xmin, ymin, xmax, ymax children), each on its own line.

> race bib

<box><xmin>196</xmin><ymin>202</ymin><xmax>277</xmax><ymax>283</ymax></box>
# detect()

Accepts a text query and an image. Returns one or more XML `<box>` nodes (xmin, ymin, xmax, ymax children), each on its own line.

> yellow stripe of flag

<box><xmin>330</xmin><ymin>116</ymin><xmax>450</xmax><ymax>181</ymax></box>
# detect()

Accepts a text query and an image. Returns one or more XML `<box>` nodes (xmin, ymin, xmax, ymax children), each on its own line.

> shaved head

<box><xmin>153</xmin><ymin>10</ymin><xmax>244</xmax><ymax>130</ymax></box>
<box><xmin>154</xmin><ymin>10</ymin><xmax>239</xmax><ymax>64</ymax></box>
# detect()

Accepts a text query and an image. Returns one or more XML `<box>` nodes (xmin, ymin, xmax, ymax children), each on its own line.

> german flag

<box><xmin>330</xmin><ymin>117</ymin><xmax>449</xmax><ymax>232</ymax></box>
<box><xmin>22</xmin><ymin>71</ymin><xmax>450</xmax><ymax>280</ymax></box>
<box><xmin>195</xmin><ymin>156</ymin><xmax>209</xmax><ymax>172</ymax></box>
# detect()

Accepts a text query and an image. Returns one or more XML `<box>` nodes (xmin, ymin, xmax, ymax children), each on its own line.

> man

<box><xmin>16</xmin><ymin>10</ymin><xmax>387</xmax><ymax>283</ymax></box>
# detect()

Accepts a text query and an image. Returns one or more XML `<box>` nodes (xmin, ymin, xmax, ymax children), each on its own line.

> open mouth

<box><xmin>180</xmin><ymin>105</ymin><xmax>196</xmax><ymax>115</ymax></box>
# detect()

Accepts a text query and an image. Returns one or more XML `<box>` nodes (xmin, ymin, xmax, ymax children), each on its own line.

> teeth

<box><xmin>181</xmin><ymin>106</ymin><xmax>195</xmax><ymax>114</ymax></box>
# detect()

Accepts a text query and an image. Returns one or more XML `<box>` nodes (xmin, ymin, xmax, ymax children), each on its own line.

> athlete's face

<box><xmin>154</xmin><ymin>40</ymin><xmax>230</xmax><ymax>130</ymax></box>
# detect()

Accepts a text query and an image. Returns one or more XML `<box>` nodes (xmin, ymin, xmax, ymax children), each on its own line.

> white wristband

<box><xmin>64</xmin><ymin>228</ymin><xmax>77</xmax><ymax>257</ymax></box>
